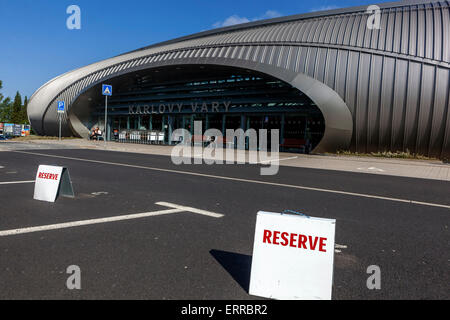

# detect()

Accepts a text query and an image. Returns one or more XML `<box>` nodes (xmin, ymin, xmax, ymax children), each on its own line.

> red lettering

<box><xmin>308</xmin><ymin>236</ymin><xmax>319</xmax><ymax>250</ymax></box>
<box><xmin>261</xmin><ymin>229</ymin><xmax>327</xmax><ymax>253</ymax></box>
<box><xmin>38</xmin><ymin>172</ymin><xmax>59</xmax><ymax>180</ymax></box>
<box><xmin>262</xmin><ymin>230</ymin><xmax>272</xmax><ymax>244</ymax></box>
<box><xmin>273</xmin><ymin>231</ymin><xmax>280</xmax><ymax>245</ymax></box>
<box><xmin>298</xmin><ymin>234</ymin><xmax>307</xmax><ymax>249</ymax></box>
<box><xmin>319</xmin><ymin>237</ymin><xmax>327</xmax><ymax>252</ymax></box>
<box><xmin>289</xmin><ymin>233</ymin><xmax>297</xmax><ymax>247</ymax></box>
<box><xmin>280</xmin><ymin>232</ymin><xmax>289</xmax><ymax>246</ymax></box>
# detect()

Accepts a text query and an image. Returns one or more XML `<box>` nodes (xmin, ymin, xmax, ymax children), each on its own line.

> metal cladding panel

<box><xmin>377</xmin><ymin>8</ymin><xmax>388</xmax><ymax>51</ymax></box>
<box><xmin>416</xmin><ymin>64</ymin><xmax>436</xmax><ymax>155</ymax></box>
<box><xmin>315</xmin><ymin>48</ymin><xmax>327</xmax><ymax>82</ymax></box>
<box><xmin>403</xmin><ymin>61</ymin><xmax>422</xmax><ymax>152</ymax></box>
<box><xmin>346</xmin><ymin>51</ymin><xmax>360</xmax><ymax>117</ymax></box>
<box><xmin>287</xmin><ymin>46</ymin><xmax>298</xmax><ymax>70</ymax></box>
<box><xmin>355</xmin><ymin>53</ymin><xmax>371</xmax><ymax>152</ymax></box>
<box><xmin>433</xmin><ymin>4</ymin><xmax>442</xmax><ymax>61</ymax></box>
<box><xmin>309</xmin><ymin>20</ymin><xmax>321</xmax><ymax>42</ymax></box>
<box><xmin>425</xmin><ymin>3</ymin><xmax>435</xmax><ymax>60</ymax></box>
<box><xmin>393</xmin><ymin>9</ymin><xmax>403</xmax><ymax>53</ymax></box>
<box><xmin>363</xmin><ymin>16</ymin><xmax>373</xmax><ymax>48</ymax></box>
<box><xmin>443</xmin><ymin>4</ymin><xmax>450</xmax><ymax>62</ymax></box>
<box><xmin>353</xmin><ymin>15</ymin><xmax>364</xmax><ymax>47</ymax></box>
<box><xmin>385</xmin><ymin>9</ymin><xmax>395</xmax><ymax>52</ymax></box>
<box><xmin>417</xmin><ymin>5</ymin><xmax>426</xmax><ymax>58</ymax></box>
<box><xmin>400</xmin><ymin>9</ymin><xmax>409</xmax><ymax>55</ymax></box>
<box><xmin>278</xmin><ymin>46</ymin><xmax>288</xmax><ymax>69</ymax></box>
<box><xmin>27</xmin><ymin>0</ymin><xmax>450</xmax><ymax>157</ymax></box>
<box><xmin>409</xmin><ymin>7</ymin><xmax>418</xmax><ymax>56</ymax></box>
<box><xmin>429</xmin><ymin>67</ymin><xmax>449</xmax><ymax>156</ymax></box>
<box><xmin>323</xmin><ymin>18</ymin><xmax>335</xmax><ymax>43</ymax></box>
<box><xmin>391</xmin><ymin>59</ymin><xmax>409</xmax><ymax>151</ymax></box>
<box><xmin>299</xmin><ymin>20</ymin><xmax>311</xmax><ymax>42</ymax></box>
<box><xmin>337</xmin><ymin>15</ymin><xmax>350</xmax><ymax>45</ymax></box>
<box><xmin>350</xmin><ymin>15</ymin><xmax>361</xmax><ymax>46</ymax></box>
<box><xmin>378</xmin><ymin>56</ymin><xmax>395</xmax><ymax>149</ymax></box>
<box><xmin>343</xmin><ymin>15</ymin><xmax>355</xmax><ymax>46</ymax></box>
<box><xmin>330</xmin><ymin>16</ymin><xmax>343</xmax><ymax>44</ymax></box>
<box><xmin>367</xmin><ymin>54</ymin><xmax>383</xmax><ymax>152</ymax></box>
<box><xmin>306</xmin><ymin>47</ymin><xmax>318</xmax><ymax>78</ymax></box>
<box><xmin>319</xmin><ymin>19</ymin><xmax>331</xmax><ymax>42</ymax></box>
<box><xmin>324</xmin><ymin>48</ymin><xmax>337</xmax><ymax>89</ymax></box>
<box><xmin>443</xmin><ymin>88</ymin><xmax>450</xmax><ymax>158</ymax></box>
<box><xmin>335</xmin><ymin>50</ymin><xmax>349</xmax><ymax>103</ymax></box>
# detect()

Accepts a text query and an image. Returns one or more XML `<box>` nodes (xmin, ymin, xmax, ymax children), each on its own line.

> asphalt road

<box><xmin>0</xmin><ymin>147</ymin><xmax>448</xmax><ymax>299</ymax></box>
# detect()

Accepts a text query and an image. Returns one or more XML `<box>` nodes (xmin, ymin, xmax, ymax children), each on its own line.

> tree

<box><xmin>10</xmin><ymin>91</ymin><xmax>22</xmax><ymax>124</ymax></box>
<box><xmin>0</xmin><ymin>82</ymin><xmax>28</xmax><ymax>124</ymax></box>
<box><xmin>21</xmin><ymin>96</ymin><xmax>29</xmax><ymax>124</ymax></box>
<box><xmin>0</xmin><ymin>80</ymin><xmax>3</xmax><ymax>102</ymax></box>
<box><xmin>0</xmin><ymin>81</ymin><xmax>12</xmax><ymax>122</ymax></box>
<box><xmin>0</xmin><ymin>97</ymin><xmax>11</xmax><ymax>122</ymax></box>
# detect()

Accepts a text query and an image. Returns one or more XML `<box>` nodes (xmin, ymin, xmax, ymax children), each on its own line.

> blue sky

<box><xmin>0</xmin><ymin>0</ymin><xmax>388</xmax><ymax>99</ymax></box>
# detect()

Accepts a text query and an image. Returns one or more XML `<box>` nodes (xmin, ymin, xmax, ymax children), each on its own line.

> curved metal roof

<box><xmin>28</xmin><ymin>0</ymin><xmax>450</xmax><ymax>157</ymax></box>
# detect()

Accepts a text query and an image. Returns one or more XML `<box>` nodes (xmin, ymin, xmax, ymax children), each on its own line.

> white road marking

<box><xmin>357</xmin><ymin>167</ymin><xmax>386</xmax><ymax>172</ymax></box>
<box><xmin>0</xmin><ymin>202</ymin><xmax>224</xmax><ymax>237</ymax></box>
<box><xmin>156</xmin><ymin>201</ymin><xmax>224</xmax><ymax>218</ymax></box>
<box><xmin>257</xmin><ymin>156</ymin><xmax>298</xmax><ymax>164</ymax></box>
<box><xmin>0</xmin><ymin>180</ymin><xmax>34</xmax><ymax>185</ymax></box>
<box><xmin>13</xmin><ymin>151</ymin><xmax>450</xmax><ymax>210</ymax></box>
<box><xmin>334</xmin><ymin>243</ymin><xmax>348</xmax><ymax>253</ymax></box>
<box><xmin>193</xmin><ymin>154</ymin><xmax>299</xmax><ymax>164</ymax></box>
<box><xmin>91</xmin><ymin>191</ymin><xmax>109</xmax><ymax>196</ymax></box>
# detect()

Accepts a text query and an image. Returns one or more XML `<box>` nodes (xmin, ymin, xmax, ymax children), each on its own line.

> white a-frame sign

<box><xmin>33</xmin><ymin>165</ymin><xmax>75</xmax><ymax>202</ymax></box>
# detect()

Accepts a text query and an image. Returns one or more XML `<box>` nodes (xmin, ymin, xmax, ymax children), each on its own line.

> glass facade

<box><xmin>91</xmin><ymin>65</ymin><xmax>325</xmax><ymax>153</ymax></box>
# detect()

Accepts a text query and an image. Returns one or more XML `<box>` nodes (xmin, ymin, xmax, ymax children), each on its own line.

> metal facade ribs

<box><xmin>27</xmin><ymin>0</ymin><xmax>450</xmax><ymax>157</ymax></box>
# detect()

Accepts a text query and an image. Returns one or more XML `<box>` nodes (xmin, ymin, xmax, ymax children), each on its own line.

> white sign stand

<box><xmin>249</xmin><ymin>211</ymin><xmax>336</xmax><ymax>300</ymax></box>
<box><xmin>33</xmin><ymin>165</ymin><xmax>74</xmax><ymax>202</ymax></box>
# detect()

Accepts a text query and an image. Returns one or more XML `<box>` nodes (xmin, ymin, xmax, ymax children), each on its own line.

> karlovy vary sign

<box><xmin>128</xmin><ymin>101</ymin><xmax>232</xmax><ymax>115</ymax></box>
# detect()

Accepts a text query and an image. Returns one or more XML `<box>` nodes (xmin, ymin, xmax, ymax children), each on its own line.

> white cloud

<box><xmin>213</xmin><ymin>15</ymin><xmax>251</xmax><ymax>28</ymax></box>
<box><xmin>213</xmin><ymin>10</ymin><xmax>282</xmax><ymax>28</ymax></box>
<box><xmin>262</xmin><ymin>10</ymin><xmax>283</xmax><ymax>19</ymax></box>
<box><xmin>309</xmin><ymin>5</ymin><xmax>340</xmax><ymax>13</ymax></box>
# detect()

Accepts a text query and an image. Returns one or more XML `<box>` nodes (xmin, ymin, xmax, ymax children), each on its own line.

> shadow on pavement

<box><xmin>210</xmin><ymin>249</ymin><xmax>252</xmax><ymax>293</ymax></box>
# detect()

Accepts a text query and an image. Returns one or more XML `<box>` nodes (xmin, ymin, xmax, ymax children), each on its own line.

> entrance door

<box><xmin>283</xmin><ymin>115</ymin><xmax>307</xmax><ymax>153</ymax></box>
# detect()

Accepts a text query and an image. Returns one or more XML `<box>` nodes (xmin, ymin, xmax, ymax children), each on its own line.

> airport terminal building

<box><xmin>28</xmin><ymin>0</ymin><xmax>450</xmax><ymax>157</ymax></box>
